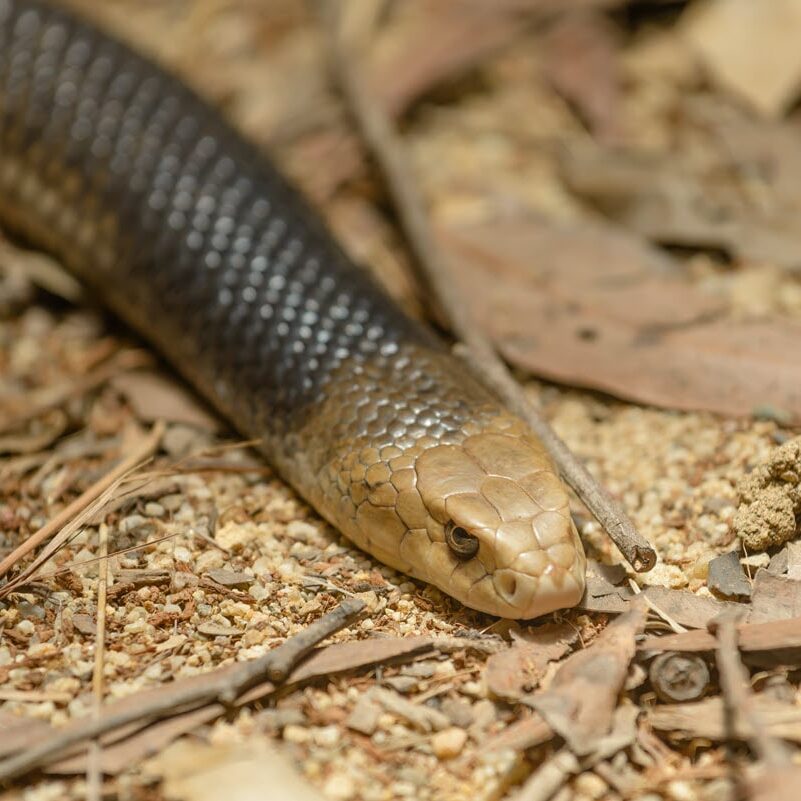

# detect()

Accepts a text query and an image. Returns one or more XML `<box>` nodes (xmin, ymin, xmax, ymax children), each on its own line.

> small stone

<box><xmin>196</xmin><ymin>621</ymin><xmax>242</xmax><ymax>638</ymax></box>
<box><xmin>144</xmin><ymin>502</ymin><xmax>165</xmax><ymax>517</ymax></box>
<box><xmin>206</xmin><ymin>568</ymin><xmax>254</xmax><ymax>589</ymax></box>
<box><xmin>15</xmin><ymin>619</ymin><xmax>34</xmax><ymax>636</ymax></box>
<box><xmin>286</xmin><ymin>520</ymin><xmax>319</xmax><ymax>542</ymax></box>
<box><xmin>71</xmin><ymin>613</ymin><xmax>96</xmax><ymax>635</ymax></box>
<box><xmin>441</xmin><ymin>698</ymin><xmax>473</xmax><ymax>728</ymax></box>
<box><xmin>575</xmin><ymin>772</ymin><xmax>608</xmax><ymax>799</ymax></box>
<box><xmin>314</xmin><ymin>725</ymin><xmax>340</xmax><ymax>747</ymax></box>
<box><xmin>119</xmin><ymin>514</ymin><xmax>150</xmax><ymax>534</ymax></box>
<box><xmin>708</xmin><ymin>550</ymin><xmax>751</xmax><ymax>599</ymax></box>
<box><xmin>346</xmin><ymin>697</ymin><xmax>382</xmax><ymax>735</ymax></box>
<box><xmin>283</xmin><ymin>724</ymin><xmax>311</xmax><ymax>743</ymax></box>
<box><xmin>431</xmin><ymin>726</ymin><xmax>468</xmax><ymax>760</ymax></box>
<box><xmin>323</xmin><ymin>774</ymin><xmax>356</xmax><ymax>801</ymax></box>
<box><xmin>384</xmin><ymin>676</ymin><xmax>418</xmax><ymax>693</ymax></box>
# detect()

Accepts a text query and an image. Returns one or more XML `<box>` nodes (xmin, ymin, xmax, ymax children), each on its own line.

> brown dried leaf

<box><xmin>442</xmin><ymin>217</ymin><xmax>801</xmax><ymax>421</ymax></box>
<box><xmin>562</xmin><ymin>141</ymin><xmax>801</xmax><ymax>271</ymax></box>
<box><xmin>485</xmin><ymin>622</ymin><xmax>576</xmax><ymax>700</ymax></box>
<box><xmin>111</xmin><ymin>371</ymin><xmax>220</xmax><ymax>431</ymax></box>
<box><xmin>642</xmin><ymin>587</ymin><xmax>741</xmax><ymax>631</ymax></box>
<box><xmin>529</xmin><ymin>598</ymin><xmax>647</xmax><ymax>755</ymax></box>
<box><xmin>541</xmin><ymin>11</ymin><xmax>621</xmax><ymax>141</ymax></box>
<box><xmin>0</xmin><ymin>713</ymin><xmax>51</xmax><ymax>760</ymax></box>
<box><xmin>681</xmin><ymin>0</ymin><xmax>801</xmax><ymax>117</ymax></box>
<box><xmin>370</xmin><ymin>0</ymin><xmax>525</xmax><ymax>118</ymax></box>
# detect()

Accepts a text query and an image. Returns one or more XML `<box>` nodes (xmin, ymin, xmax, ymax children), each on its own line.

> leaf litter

<box><xmin>3</xmin><ymin>2</ymin><xmax>801</xmax><ymax>801</ymax></box>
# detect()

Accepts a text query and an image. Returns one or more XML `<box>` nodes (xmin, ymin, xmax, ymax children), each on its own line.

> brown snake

<box><xmin>0</xmin><ymin>0</ymin><xmax>586</xmax><ymax>617</ymax></box>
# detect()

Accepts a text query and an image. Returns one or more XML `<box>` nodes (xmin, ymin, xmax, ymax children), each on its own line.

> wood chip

<box><xmin>205</xmin><ymin>568</ymin><xmax>254</xmax><ymax>589</ymax></box>
<box><xmin>707</xmin><ymin>550</ymin><xmax>752</xmax><ymax>599</ymax></box>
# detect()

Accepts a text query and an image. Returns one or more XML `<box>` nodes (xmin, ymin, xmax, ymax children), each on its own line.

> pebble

<box><xmin>323</xmin><ymin>774</ymin><xmax>356</xmax><ymax>801</ymax></box>
<box><xmin>284</xmin><ymin>724</ymin><xmax>311</xmax><ymax>744</ymax></box>
<box><xmin>144</xmin><ymin>502</ymin><xmax>165</xmax><ymax>517</ymax></box>
<box><xmin>575</xmin><ymin>772</ymin><xmax>608</xmax><ymax>799</ymax></box>
<box><xmin>431</xmin><ymin>726</ymin><xmax>468</xmax><ymax>760</ymax></box>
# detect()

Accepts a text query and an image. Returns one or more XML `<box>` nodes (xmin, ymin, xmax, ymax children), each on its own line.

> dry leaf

<box><xmin>370</xmin><ymin>0</ymin><xmax>525</xmax><ymax>118</ymax></box>
<box><xmin>562</xmin><ymin>141</ymin><xmax>801</xmax><ymax>271</ymax></box>
<box><xmin>541</xmin><ymin>11</ymin><xmax>621</xmax><ymax>141</ymax></box>
<box><xmin>682</xmin><ymin>0</ymin><xmax>801</xmax><ymax>117</ymax></box>
<box><xmin>529</xmin><ymin>599</ymin><xmax>647</xmax><ymax>755</ymax></box>
<box><xmin>485</xmin><ymin>623</ymin><xmax>576</xmax><ymax>700</ymax></box>
<box><xmin>442</xmin><ymin>217</ymin><xmax>801</xmax><ymax>421</ymax></box>
<box><xmin>111</xmin><ymin>371</ymin><xmax>220</xmax><ymax>431</ymax></box>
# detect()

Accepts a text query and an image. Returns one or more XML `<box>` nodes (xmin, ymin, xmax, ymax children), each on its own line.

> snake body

<box><xmin>0</xmin><ymin>0</ymin><xmax>586</xmax><ymax>618</ymax></box>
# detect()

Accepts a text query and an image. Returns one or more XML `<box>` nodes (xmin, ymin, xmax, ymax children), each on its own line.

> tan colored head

<box><xmin>333</xmin><ymin>411</ymin><xmax>586</xmax><ymax>619</ymax></box>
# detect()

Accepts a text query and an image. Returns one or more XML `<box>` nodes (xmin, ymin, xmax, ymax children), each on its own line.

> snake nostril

<box><xmin>497</xmin><ymin>572</ymin><xmax>518</xmax><ymax>601</ymax></box>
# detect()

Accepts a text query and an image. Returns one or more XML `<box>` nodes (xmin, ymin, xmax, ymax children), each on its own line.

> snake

<box><xmin>0</xmin><ymin>0</ymin><xmax>586</xmax><ymax>618</ymax></box>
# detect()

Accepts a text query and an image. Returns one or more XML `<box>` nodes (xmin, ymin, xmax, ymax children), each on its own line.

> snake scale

<box><xmin>0</xmin><ymin>0</ymin><xmax>586</xmax><ymax>618</ymax></box>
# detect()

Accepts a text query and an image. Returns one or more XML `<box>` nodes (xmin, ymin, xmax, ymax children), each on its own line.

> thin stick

<box><xmin>0</xmin><ymin>597</ymin><xmax>364</xmax><ymax>783</ymax></box>
<box><xmin>317</xmin><ymin>3</ymin><xmax>655</xmax><ymax>573</ymax></box>
<box><xmin>712</xmin><ymin>613</ymin><xmax>790</xmax><ymax>767</ymax></box>
<box><xmin>0</xmin><ymin>420</ymin><xmax>165</xmax><ymax>582</ymax></box>
<box><xmin>87</xmin><ymin>523</ymin><xmax>109</xmax><ymax>801</ymax></box>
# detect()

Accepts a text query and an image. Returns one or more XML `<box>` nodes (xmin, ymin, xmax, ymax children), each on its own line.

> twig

<box><xmin>87</xmin><ymin>523</ymin><xmax>109</xmax><ymax>801</ymax></box>
<box><xmin>0</xmin><ymin>597</ymin><xmax>365</xmax><ymax>783</ymax></box>
<box><xmin>317</xmin><ymin>1</ymin><xmax>655</xmax><ymax>574</ymax></box>
<box><xmin>712</xmin><ymin>613</ymin><xmax>791</xmax><ymax>767</ymax></box>
<box><xmin>0</xmin><ymin>420</ymin><xmax>165</xmax><ymax>584</ymax></box>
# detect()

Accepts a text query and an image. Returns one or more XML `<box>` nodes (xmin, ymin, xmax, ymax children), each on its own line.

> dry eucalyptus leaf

<box><xmin>562</xmin><ymin>141</ymin><xmax>801</xmax><ymax>270</ymax></box>
<box><xmin>485</xmin><ymin>622</ymin><xmax>576</xmax><ymax>700</ymax></box>
<box><xmin>681</xmin><ymin>0</ymin><xmax>801</xmax><ymax>117</ymax></box>
<box><xmin>529</xmin><ymin>599</ymin><xmax>647</xmax><ymax>755</ymax></box>
<box><xmin>111</xmin><ymin>371</ymin><xmax>220</xmax><ymax>431</ymax></box>
<box><xmin>442</xmin><ymin>217</ymin><xmax>801</xmax><ymax>421</ymax></box>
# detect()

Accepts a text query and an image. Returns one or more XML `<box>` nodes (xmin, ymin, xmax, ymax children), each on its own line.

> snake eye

<box><xmin>445</xmin><ymin>522</ymin><xmax>479</xmax><ymax>559</ymax></box>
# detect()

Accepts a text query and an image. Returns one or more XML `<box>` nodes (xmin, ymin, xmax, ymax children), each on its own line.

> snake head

<box><xmin>409</xmin><ymin>426</ymin><xmax>586</xmax><ymax>618</ymax></box>
<box><xmin>342</xmin><ymin>411</ymin><xmax>587</xmax><ymax>619</ymax></box>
